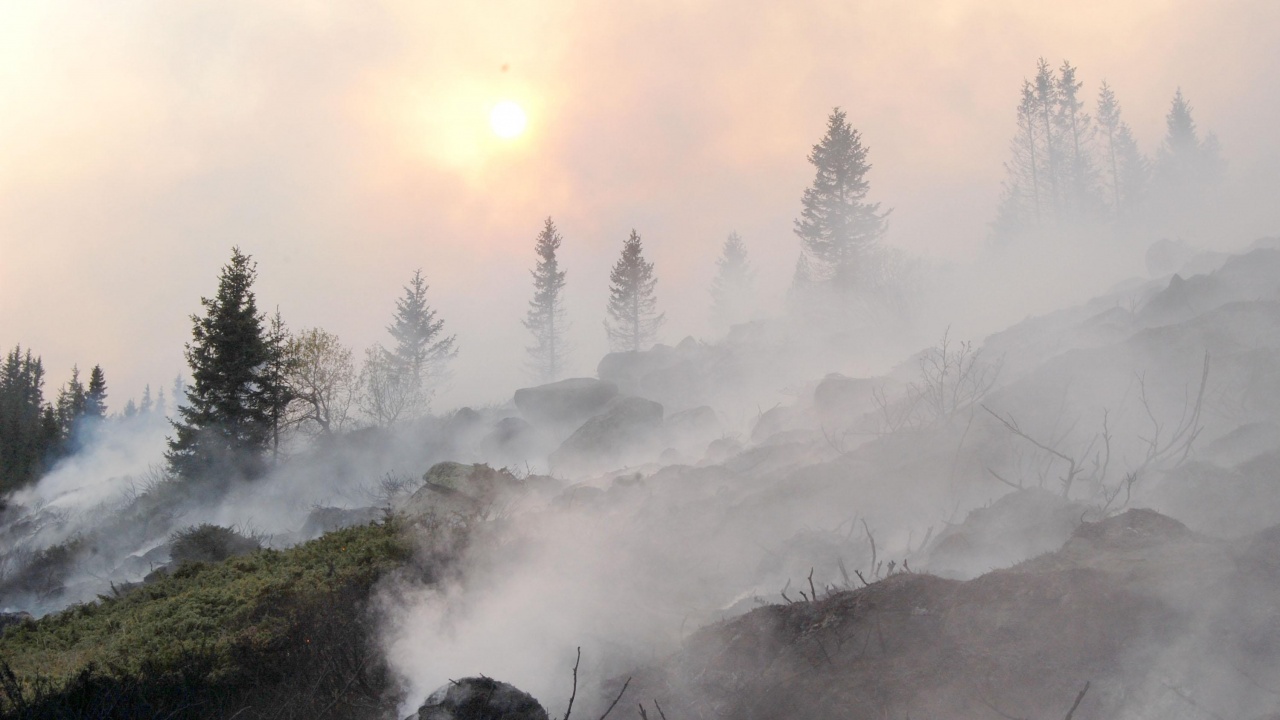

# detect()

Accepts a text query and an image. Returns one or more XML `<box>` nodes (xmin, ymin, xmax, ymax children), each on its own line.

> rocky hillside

<box><xmin>624</xmin><ymin>509</ymin><xmax>1280</xmax><ymax>720</ymax></box>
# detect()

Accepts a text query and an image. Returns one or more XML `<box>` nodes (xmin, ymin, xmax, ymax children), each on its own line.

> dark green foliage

<box><xmin>0</xmin><ymin>521</ymin><xmax>416</xmax><ymax>719</ymax></box>
<box><xmin>605</xmin><ymin>230</ymin><xmax>664</xmax><ymax>352</ymax></box>
<box><xmin>0</xmin><ymin>347</ymin><xmax>60</xmax><ymax>493</ymax></box>
<box><xmin>168</xmin><ymin>524</ymin><xmax>262</xmax><ymax>566</ymax></box>
<box><xmin>524</xmin><ymin>217</ymin><xmax>569</xmax><ymax>382</ymax></box>
<box><xmin>793</xmin><ymin>108</ymin><xmax>888</xmax><ymax>292</ymax></box>
<box><xmin>83</xmin><ymin>366</ymin><xmax>107</xmax><ymax>420</ymax></box>
<box><xmin>53</xmin><ymin>367</ymin><xmax>86</xmax><ymax>442</ymax></box>
<box><xmin>166</xmin><ymin>248</ymin><xmax>285</xmax><ymax>482</ymax></box>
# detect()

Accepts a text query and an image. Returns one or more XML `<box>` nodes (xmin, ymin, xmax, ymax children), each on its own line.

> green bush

<box><xmin>168</xmin><ymin>524</ymin><xmax>262</xmax><ymax>566</ymax></box>
<box><xmin>0</xmin><ymin>518</ymin><xmax>419</xmax><ymax>719</ymax></box>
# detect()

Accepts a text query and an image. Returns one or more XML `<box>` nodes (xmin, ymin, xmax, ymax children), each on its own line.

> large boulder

<box><xmin>513</xmin><ymin>378</ymin><xmax>618</xmax><ymax>427</ymax></box>
<box><xmin>662</xmin><ymin>405</ymin><xmax>722</xmax><ymax>453</ymax></box>
<box><xmin>597</xmin><ymin>339</ymin><xmax>723</xmax><ymax>410</ymax></box>
<box><xmin>550</xmin><ymin>396</ymin><xmax>664</xmax><ymax>475</ymax></box>
<box><xmin>397</xmin><ymin>463</ymin><xmax>524</xmax><ymax>523</ymax></box>
<box><xmin>813</xmin><ymin>374</ymin><xmax>875</xmax><ymax>429</ymax></box>
<box><xmin>479</xmin><ymin>416</ymin><xmax>544</xmax><ymax>465</ymax></box>
<box><xmin>407</xmin><ymin>677</ymin><xmax>549</xmax><ymax>720</ymax></box>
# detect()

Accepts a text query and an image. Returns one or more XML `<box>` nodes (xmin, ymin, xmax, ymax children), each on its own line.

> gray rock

<box><xmin>662</xmin><ymin>406</ymin><xmax>721</xmax><ymax>450</ymax></box>
<box><xmin>750</xmin><ymin>405</ymin><xmax>798</xmax><ymax>443</ymax></box>
<box><xmin>813</xmin><ymin>374</ymin><xmax>875</xmax><ymax>427</ymax></box>
<box><xmin>513</xmin><ymin>378</ymin><xmax>618</xmax><ymax>427</ymax></box>
<box><xmin>397</xmin><ymin>463</ymin><xmax>523</xmax><ymax>523</ymax></box>
<box><xmin>408</xmin><ymin>677</ymin><xmax>549</xmax><ymax>720</ymax></box>
<box><xmin>480</xmin><ymin>417</ymin><xmax>543</xmax><ymax>464</ymax></box>
<box><xmin>550</xmin><ymin>396</ymin><xmax>664</xmax><ymax>475</ymax></box>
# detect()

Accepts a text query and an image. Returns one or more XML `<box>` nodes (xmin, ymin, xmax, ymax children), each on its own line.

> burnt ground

<box><xmin>621</xmin><ymin>509</ymin><xmax>1280</xmax><ymax>720</ymax></box>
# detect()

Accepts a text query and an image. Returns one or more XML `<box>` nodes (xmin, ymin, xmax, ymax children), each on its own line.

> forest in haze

<box><xmin>2</xmin><ymin>25</ymin><xmax>1280</xmax><ymax>720</ymax></box>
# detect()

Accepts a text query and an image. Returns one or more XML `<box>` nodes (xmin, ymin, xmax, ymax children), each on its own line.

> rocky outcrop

<box><xmin>480</xmin><ymin>417</ymin><xmax>543</xmax><ymax>465</ymax></box>
<box><xmin>550</xmin><ymin>396</ymin><xmax>664</xmax><ymax>475</ymax></box>
<box><xmin>407</xmin><ymin>677</ymin><xmax>549</xmax><ymax>720</ymax></box>
<box><xmin>397</xmin><ymin>463</ymin><xmax>524</xmax><ymax>523</ymax></box>
<box><xmin>662</xmin><ymin>405</ymin><xmax>721</xmax><ymax>453</ymax></box>
<box><xmin>813</xmin><ymin>374</ymin><xmax>875</xmax><ymax>429</ymax></box>
<box><xmin>624</xmin><ymin>510</ymin><xmax>1280</xmax><ymax>720</ymax></box>
<box><xmin>513</xmin><ymin>378</ymin><xmax>618</xmax><ymax>427</ymax></box>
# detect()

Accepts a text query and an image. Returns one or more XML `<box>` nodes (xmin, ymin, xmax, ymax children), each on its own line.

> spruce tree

<box><xmin>1096</xmin><ymin>81</ymin><xmax>1149</xmax><ymax>221</ymax></box>
<box><xmin>84</xmin><ymin>365</ymin><xmax>108</xmax><ymax>419</ymax></box>
<box><xmin>1153</xmin><ymin>88</ymin><xmax>1223</xmax><ymax>228</ymax></box>
<box><xmin>1033</xmin><ymin>58</ymin><xmax>1063</xmax><ymax>219</ymax></box>
<box><xmin>710</xmin><ymin>231</ymin><xmax>754</xmax><ymax>330</ymax></box>
<box><xmin>172</xmin><ymin>376</ymin><xmax>185</xmax><ymax>412</ymax></box>
<box><xmin>794</xmin><ymin>108</ymin><xmax>888</xmax><ymax>293</ymax></box>
<box><xmin>54</xmin><ymin>366</ymin><xmax>87</xmax><ymax>439</ymax></box>
<box><xmin>1055</xmin><ymin>60</ymin><xmax>1097</xmax><ymax>220</ymax></box>
<box><xmin>385</xmin><ymin>270</ymin><xmax>456</xmax><ymax>415</ymax></box>
<box><xmin>166</xmin><ymin>247</ymin><xmax>279</xmax><ymax>481</ymax></box>
<box><xmin>523</xmin><ymin>217</ymin><xmax>570</xmax><ymax>382</ymax></box>
<box><xmin>605</xmin><ymin>230</ymin><xmax>664</xmax><ymax>353</ymax></box>
<box><xmin>0</xmin><ymin>346</ymin><xmax>57</xmax><ymax>491</ymax></box>
<box><xmin>140</xmin><ymin>385</ymin><xmax>153</xmax><ymax>415</ymax></box>
<box><xmin>262</xmin><ymin>310</ymin><xmax>295</xmax><ymax>461</ymax></box>
<box><xmin>992</xmin><ymin>82</ymin><xmax>1045</xmax><ymax>243</ymax></box>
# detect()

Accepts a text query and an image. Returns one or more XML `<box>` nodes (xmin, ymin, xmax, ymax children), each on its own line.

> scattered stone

<box><xmin>407</xmin><ymin>677</ymin><xmax>549</xmax><ymax>720</ymax></box>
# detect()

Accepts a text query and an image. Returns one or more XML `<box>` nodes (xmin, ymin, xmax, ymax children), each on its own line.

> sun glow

<box><xmin>489</xmin><ymin>100</ymin><xmax>527</xmax><ymax>139</ymax></box>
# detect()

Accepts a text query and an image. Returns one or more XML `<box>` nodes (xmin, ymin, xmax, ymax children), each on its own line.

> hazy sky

<box><xmin>3</xmin><ymin>0</ymin><xmax>1278</xmax><ymax>408</ymax></box>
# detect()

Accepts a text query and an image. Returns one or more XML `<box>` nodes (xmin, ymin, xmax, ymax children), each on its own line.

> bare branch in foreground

<box><xmin>598</xmin><ymin>678</ymin><xmax>632</xmax><ymax>720</ymax></box>
<box><xmin>561</xmin><ymin>646</ymin><xmax>581</xmax><ymax>720</ymax></box>
<box><xmin>1063</xmin><ymin>681</ymin><xmax>1090</xmax><ymax>720</ymax></box>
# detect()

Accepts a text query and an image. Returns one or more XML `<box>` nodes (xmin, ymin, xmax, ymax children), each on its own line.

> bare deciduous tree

<box><xmin>284</xmin><ymin>327</ymin><xmax>356</xmax><ymax>436</ymax></box>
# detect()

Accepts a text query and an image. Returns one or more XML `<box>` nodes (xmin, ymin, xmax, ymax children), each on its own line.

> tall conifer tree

<box><xmin>166</xmin><ymin>248</ymin><xmax>279</xmax><ymax>481</ymax></box>
<box><xmin>524</xmin><ymin>218</ymin><xmax>570</xmax><ymax>382</ymax></box>
<box><xmin>710</xmin><ymin>231</ymin><xmax>754</xmax><ymax>330</ymax></box>
<box><xmin>794</xmin><ymin>108</ymin><xmax>888</xmax><ymax>293</ymax></box>
<box><xmin>1096</xmin><ymin>81</ymin><xmax>1149</xmax><ymax>221</ymax></box>
<box><xmin>84</xmin><ymin>365</ymin><xmax>108</xmax><ymax>419</ymax></box>
<box><xmin>55</xmin><ymin>366</ymin><xmax>87</xmax><ymax>439</ymax></box>
<box><xmin>605</xmin><ymin>230</ymin><xmax>664</xmax><ymax>353</ymax></box>
<box><xmin>0</xmin><ymin>347</ymin><xmax>58</xmax><ymax>491</ymax></box>
<box><xmin>385</xmin><ymin>270</ymin><xmax>456</xmax><ymax>415</ymax></box>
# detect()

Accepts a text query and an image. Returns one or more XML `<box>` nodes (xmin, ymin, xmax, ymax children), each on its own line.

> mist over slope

<box><xmin>4</xmin><ymin>236</ymin><xmax>1280</xmax><ymax>718</ymax></box>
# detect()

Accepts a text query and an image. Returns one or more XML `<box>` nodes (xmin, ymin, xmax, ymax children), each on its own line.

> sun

<box><xmin>490</xmin><ymin>100</ymin><xmax>527</xmax><ymax>139</ymax></box>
